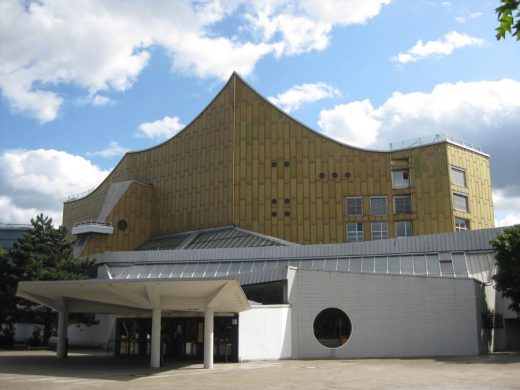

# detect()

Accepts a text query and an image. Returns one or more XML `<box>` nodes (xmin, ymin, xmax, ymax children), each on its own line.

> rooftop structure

<box><xmin>0</xmin><ymin>221</ymin><xmax>32</xmax><ymax>251</ymax></box>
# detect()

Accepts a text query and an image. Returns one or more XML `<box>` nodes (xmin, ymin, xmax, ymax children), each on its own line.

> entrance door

<box><xmin>505</xmin><ymin>319</ymin><xmax>520</xmax><ymax>350</ymax></box>
<box><xmin>163</xmin><ymin>318</ymin><xmax>204</xmax><ymax>361</ymax></box>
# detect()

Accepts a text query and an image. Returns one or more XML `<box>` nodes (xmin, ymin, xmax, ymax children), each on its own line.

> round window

<box><xmin>117</xmin><ymin>219</ymin><xmax>128</xmax><ymax>231</ymax></box>
<box><xmin>313</xmin><ymin>308</ymin><xmax>352</xmax><ymax>348</ymax></box>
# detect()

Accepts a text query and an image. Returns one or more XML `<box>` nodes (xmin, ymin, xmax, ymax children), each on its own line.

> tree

<box><xmin>9</xmin><ymin>214</ymin><xmax>95</xmax><ymax>346</ymax></box>
<box><xmin>0</xmin><ymin>249</ymin><xmax>19</xmax><ymax>346</ymax></box>
<box><xmin>496</xmin><ymin>0</ymin><xmax>520</xmax><ymax>40</ymax></box>
<box><xmin>491</xmin><ymin>225</ymin><xmax>520</xmax><ymax>314</ymax></box>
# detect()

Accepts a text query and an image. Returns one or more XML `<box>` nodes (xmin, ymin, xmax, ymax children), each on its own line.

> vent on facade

<box><xmin>271</xmin><ymin>161</ymin><xmax>277</xmax><ymax>168</ymax></box>
<box><xmin>481</xmin><ymin>312</ymin><xmax>504</xmax><ymax>329</ymax></box>
<box><xmin>117</xmin><ymin>220</ymin><xmax>128</xmax><ymax>231</ymax></box>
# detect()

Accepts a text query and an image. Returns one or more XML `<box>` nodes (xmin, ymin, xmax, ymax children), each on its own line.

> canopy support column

<box><xmin>57</xmin><ymin>310</ymin><xmax>68</xmax><ymax>359</ymax></box>
<box><xmin>150</xmin><ymin>308</ymin><xmax>162</xmax><ymax>368</ymax></box>
<box><xmin>204</xmin><ymin>306</ymin><xmax>214</xmax><ymax>369</ymax></box>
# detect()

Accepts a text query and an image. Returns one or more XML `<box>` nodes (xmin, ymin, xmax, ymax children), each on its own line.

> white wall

<box><xmin>290</xmin><ymin>269</ymin><xmax>482</xmax><ymax>359</ymax></box>
<box><xmin>238</xmin><ymin>305</ymin><xmax>291</xmax><ymax>361</ymax></box>
<box><xmin>15</xmin><ymin>314</ymin><xmax>115</xmax><ymax>348</ymax></box>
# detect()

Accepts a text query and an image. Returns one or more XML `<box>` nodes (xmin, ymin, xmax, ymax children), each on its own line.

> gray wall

<box><xmin>289</xmin><ymin>269</ymin><xmax>481</xmax><ymax>359</ymax></box>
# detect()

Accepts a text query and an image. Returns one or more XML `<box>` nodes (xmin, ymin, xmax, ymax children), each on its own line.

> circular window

<box><xmin>319</xmin><ymin>172</ymin><xmax>325</xmax><ymax>179</ymax></box>
<box><xmin>284</xmin><ymin>198</ymin><xmax>290</xmax><ymax>204</ymax></box>
<box><xmin>284</xmin><ymin>211</ymin><xmax>290</xmax><ymax>217</ymax></box>
<box><xmin>271</xmin><ymin>161</ymin><xmax>278</xmax><ymax>168</ymax></box>
<box><xmin>271</xmin><ymin>198</ymin><xmax>278</xmax><ymax>205</ymax></box>
<box><xmin>345</xmin><ymin>172</ymin><xmax>351</xmax><ymax>178</ymax></box>
<box><xmin>284</xmin><ymin>161</ymin><xmax>290</xmax><ymax>167</ymax></box>
<box><xmin>271</xmin><ymin>211</ymin><xmax>278</xmax><ymax>217</ymax></box>
<box><xmin>332</xmin><ymin>172</ymin><xmax>338</xmax><ymax>178</ymax></box>
<box><xmin>313</xmin><ymin>308</ymin><xmax>352</xmax><ymax>348</ymax></box>
<box><xmin>117</xmin><ymin>219</ymin><xmax>128</xmax><ymax>231</ymax></box>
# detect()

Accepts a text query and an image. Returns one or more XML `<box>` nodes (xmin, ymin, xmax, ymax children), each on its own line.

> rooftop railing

<box><xmin>66</xmin><ymin>187</ymin><xmax>96</xmax><ymax>202</ymax></box>
<box><xmin>389</xmin><ymin>133</ymin><xmax>483</xmax><ymax>153</ymax></box>
<box><xmin>0</xmin><ymin>222</ymin><xmax>32</xmax><ymax>229</ymax></box>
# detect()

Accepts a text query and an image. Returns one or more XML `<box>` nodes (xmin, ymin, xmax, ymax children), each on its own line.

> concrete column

<box><xmin>150</xmin><ymin>308</ymin><xmax>162</xmax><ymax>368</ymax></box>
<box><xmin>204</xmin><ymin>307</ymin><xmax>214</xmax><ymax>369</ymax></box>
<box><xmin>57</xmin><ymin>310</ymin><xmax>68</xmax><ymax>359</ymax></box>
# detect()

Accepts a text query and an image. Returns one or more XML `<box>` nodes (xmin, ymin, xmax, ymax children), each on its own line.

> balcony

<box><xmin>71</xmin><ymin>220</ymin><xmax>113</xmax><ymax>235</ymax></box>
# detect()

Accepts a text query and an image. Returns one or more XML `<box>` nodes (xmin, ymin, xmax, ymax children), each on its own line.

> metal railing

<box><xmin>389</xmin><ymin>133</ymin><xmax>482</xmax><ymax>153</ymax></box>
<box><xmin>66</xmin><ymin>187</ymin><xmax>96</xmax><ymax>202</ymax></box>
<box><xmin>73</xmin><ymin>220</ymin><xmax>112</xmax><ymax>228</ymax></box>
<box><xmin>0</xmin><ymin>222</ymin><xmax>32</xmax><ymax>229</ymax></box>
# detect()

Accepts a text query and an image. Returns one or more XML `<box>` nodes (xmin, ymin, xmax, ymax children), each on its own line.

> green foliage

<box><xmin>491</xmin><ymin>225</ymin><xmax>520</xmax><ymax>314</ymax></box>
<box><xmin>0</xmin><ymin>249</ymin><xmax>18</xmax><ymax>346</ymax></box>
<box><xmin>8</xmin><ymin>214</ymin><xmax>96</xmax><ymax>346</ymax></box>
<box><xmin>496</xmin><ymin>0</ymin><xmax>520</xmax><ymax>40</ymax></box>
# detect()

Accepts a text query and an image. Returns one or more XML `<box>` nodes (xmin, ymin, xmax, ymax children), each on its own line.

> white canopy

<box><xmin>16</xmin><ymin>278</ymin><xmax>251</xmax><ymax>315</ymax></box>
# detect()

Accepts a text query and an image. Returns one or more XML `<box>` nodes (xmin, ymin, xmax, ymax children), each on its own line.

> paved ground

<box><xmin>0</xmin><ymin>350</ymin><xmax>519</xmax><ymax>389</ymax></box>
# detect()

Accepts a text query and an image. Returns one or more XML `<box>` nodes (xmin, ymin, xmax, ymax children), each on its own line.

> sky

<box><xmin>0</xmin><ymin>0</ymin><xmax>519</xmax><ymax>227</ymax></box>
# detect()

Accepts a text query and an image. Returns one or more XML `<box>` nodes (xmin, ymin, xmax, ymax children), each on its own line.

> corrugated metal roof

<box><xmin>108</xmin><ymin>250</ymin><xmax>493</xmax><ymax>285</ymax></box>
<box><xmin>136</xmin><ymin>225</ymin><xmax>295</xmax><ymax>251</ymax></box>
<box><xmin>97</xmin><ymin>227</ymin><xmax>504</xmax><ymax>265</ymax></box>
<box><xmin>138</xmin><ymin>234</ymin><xmax>189</xmax><ymax>250</ymax></box>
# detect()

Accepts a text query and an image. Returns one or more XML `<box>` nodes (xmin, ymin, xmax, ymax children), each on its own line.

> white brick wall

<box><xmin>239</xmin><ymin>305</ymin><xmax>291</xmax><ymax>361</ymax></box>
<box><xmin>290</xmin><ymin>269</ymin><xmax>480</xmax><ymax>359</ymax></box>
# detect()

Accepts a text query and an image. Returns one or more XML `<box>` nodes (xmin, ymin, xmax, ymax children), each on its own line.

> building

<box><xmin>62</xmin><ymin>73</ymin><xmax>494</xmax><ymax>257</ymax></box>
<box><xmin>16</xmin><ymin>74</ymin><xmax>516</xmax><ymax>369</ymax></box>
<box><xmin>0</xmin><ymin>222</ymin><xmax>31</xmax><ymax>251</ymax></box>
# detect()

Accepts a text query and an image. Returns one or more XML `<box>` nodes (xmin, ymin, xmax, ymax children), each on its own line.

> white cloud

<box><xmin>318</xmin><ymin>79</ymin><xmax>520</xmax><ymax>148</ymax></box>
<box><xmin>392</xmin><ymin>31</ymin><xmax>484</xmax><ymax>64</ymax></box>
<box><xmin>86</xmin><ymin>141</ymin><xmax>129</xmax><ymax>158</ymax></box>
<box><xmin>455</xmin><ymin>12</ymin><xmax>483</xmax><ymax>24</ymax></box>
<box><xmin>0</xmin><ymin>0</ymin><xmax>391</xmax><ymax>122</ymax></box>
<box><xmin>0</xmin><ymin>149</ymin><xmax>109</xmax><ymax>225</ymax></box>
<box><xmin>269</xmin><ymin>82</ymin><xmax>341</xmax><ymax>113</ymax></box>
<box><xmin>318</xmin><ymin>100</ymin><xmax>381</xmax><ymax>146</ymax></box>
<box><xmin>137</xmin><ymin>116</ymin><xmax>185</xmax><ymax>140</ymax></box>
<box><xmin>90</xmin><ymin>95</ymin><xmax>114</xmax><ymax>106</ymax></box>
<box><xmin>246</xmin><ymin>0</ymin><xmax>391</xmax><ymax>56</ymax></box>
<box><xmin>493</xmin><ymin>189</ymin><xmax>520</xmax><ymax>227</ymax></box>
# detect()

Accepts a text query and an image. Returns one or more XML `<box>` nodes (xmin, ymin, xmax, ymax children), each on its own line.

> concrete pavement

<box><xmin>0</xmin><ymin>350</ymin><xmax>519</xmax><ymax>389</ymax></box>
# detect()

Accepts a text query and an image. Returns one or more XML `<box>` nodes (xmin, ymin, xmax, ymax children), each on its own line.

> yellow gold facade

<box><xmin>63</xmin><ymin>74</ymin><xmax>494</xmax><ymax>255</ymax></box>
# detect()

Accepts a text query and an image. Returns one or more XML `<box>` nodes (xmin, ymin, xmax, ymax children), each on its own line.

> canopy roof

<box><xmin>16</xmin><ymin>278</ymin><xmax>251</xmax><ymax>315</ymax></box>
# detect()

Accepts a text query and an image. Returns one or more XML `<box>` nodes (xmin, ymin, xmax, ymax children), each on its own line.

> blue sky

<box><xmin>0</xmin><ymin>0</ymin><xmax>519</xmax><ymax>226</ymax></box>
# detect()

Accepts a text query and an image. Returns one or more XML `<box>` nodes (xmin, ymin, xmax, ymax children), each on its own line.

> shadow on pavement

<box><xmin>0</xmin><ymin>350</ymin><xmax>201</xmax><ymax>381</ymax></box>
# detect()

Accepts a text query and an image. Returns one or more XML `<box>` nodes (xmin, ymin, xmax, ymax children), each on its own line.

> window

<box><xmin>395</xmin><ymin>221</ymin><xmax>412</xmax><ymax>237</ymax></box>
<box><xmin>371</xmin><ymin>222</ymin><xmax>388</xmax><ymax>240</ymax></box>
<box><xmin>450</xmin><ymin>166</ymin><xmax>466</xmax><ymax>187</ymax></box>
<box><xmin>453</xmin><ymin>193</ymin><xmax>469</xmax><ymax>212</ymax></box>
<box><xmin>455</xmin><ymin>217</ymin><xmax>470</xmax><ymax>231</ymax></box>
<box><xmin>392</xmin><ymin>170</ymin><xmax>410</xmax><ymax>188</ymax></box>
<box><xmin>346</xmin><ymin>223</ymin><xmax>364</xmax><ymax>241</ymax></box>
<box><xmin>313</xmin><ymin>308</ymin><xmax>352</xmax><ymax>348</ymax></box>
<box><xmin>394</xmin><ymin>195</ymin><xmax>412</xmax><ymax>214</ymax></box>
<box><xmin>346</xmin><ymin>197</ymin><xmax>363</xmax><ymax>216</ymax></box>
<box><xmin>370</xmin><ymin>196</ymin><xmax>387</xmax><ymax>216</ymax></box>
